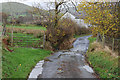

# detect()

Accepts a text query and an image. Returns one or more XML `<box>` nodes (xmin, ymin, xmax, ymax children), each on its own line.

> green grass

<box><xmin>2</xmin><ymin>47</ymin><xmax>52</xmax><ymax>78</ymax></box>
<box><xmin>88</xmin><ymin>37</ymin><xmax>96</xmax><ymax>43</ymax></box>
<box><xmin>6</xmin><ymin>25</ymin><xmax>46</xmax><ymax>31</ymax></box>
<box><xmin>74</xmin><ymin>34</ymin><xmax>91</xmax><ymax>38</ymax></box>
<box><xmin>86</xmin><ymin>37</ymin><xmax>120</xmax><ymax>79</ymax></box>
<box><xmin>0</xmin><ymin>63</ymin><xmax>1</xmax><ymax>79</ymax></box>
<box><xmin>86</xmin><ymin>51</ymin><xmax>119</xmax><ymax>78</ymax></box>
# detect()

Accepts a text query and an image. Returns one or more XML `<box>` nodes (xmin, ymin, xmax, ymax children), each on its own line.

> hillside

<box><xmin>0</xmin><ymin>2</ymin><xmax>33</xmax><ymax>16</ymax></box>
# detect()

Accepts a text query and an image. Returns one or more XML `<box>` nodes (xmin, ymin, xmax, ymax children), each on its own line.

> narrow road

<box><xmin>37</xmin><ymin>35</ymin><xmax>97</xmax><ymax>78</ymax></box>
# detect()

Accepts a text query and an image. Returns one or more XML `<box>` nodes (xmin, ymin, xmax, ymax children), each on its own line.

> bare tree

<box><xmin>54</xmin><ymin>0</ymin><xmax>69</xmax><ymax>28</ymax></box>
<box><xmin>7</xmin><ymin>0</ymin><xmax>26</xmax><ymax>46</ymax></box>
<box><xmin>32</xmin><ymin>0</ymin><xmax>78</xmax><ymax>27</ymax></box>
<box><xmin>2</xmin><ymin>12</ymin><xmax>8</xmax><ymax>36</ymax></box>
<box><xmin>32</xmin><ymin>2</ymin><xmax>48</xmax><ymax>49</ymax></box>
<box><xmin>52</xmin><ymin>0</ymin><xmax>78</xmax><ymax>28</ymax></box>
<box><xmin>32</xmin><ymin>0</ymin><xmax>78</xmax><ymax>48</ymax></box>
<box><xmin>8</xmin><ymin>2</ymin><xmax>14</xmax><ymax>46</ymax></box>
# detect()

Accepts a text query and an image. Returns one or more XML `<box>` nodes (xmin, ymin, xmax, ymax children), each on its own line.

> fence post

<box><xmin>96</xmin><ymin>32</ymin><xmax>99</xmax><ymax>42</ymax></box>
<box><xmin>11</xmin><ymin>24</ymin><xmax>13</xmax><ymax>46</ymax></box>
<box><xmin>43</xmin><ymin>32</ymin><xmax>46</xmax><ymax>49</ymax></box>
<box><xmin>2</xmin><ymin>24</ymin><xmax>6</xmax><ymax>36</ymax></box>
<box><xmin>102</xmin><ymin>32</ymin><xmax>105</xmax><ymax>48</ymax></box>
<box><xmin>112</xmin><ymin>38</ymin><xmax>115</xmax><ymax>52</ymax></box>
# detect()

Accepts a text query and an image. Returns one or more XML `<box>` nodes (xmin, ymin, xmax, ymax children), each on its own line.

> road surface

<box><xmin>37</xmin><ymin>35</ymin><xmax>98</xmax><ymax>79</ymax></box>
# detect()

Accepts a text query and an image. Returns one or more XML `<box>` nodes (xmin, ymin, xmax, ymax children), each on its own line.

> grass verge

<box><xmin>86</xmin><ymin>37</ymin><xmax>120</xmax><ymax>79</ymax></box>
<box><xmin>2</xmin><ymin>47</ymin><xmax>52</xmax><ymax>78</ymax></box>
<box><xmin>74</xmin><ymin>34</ymin><xmax>91</xmax><ymax>38</ymax></box>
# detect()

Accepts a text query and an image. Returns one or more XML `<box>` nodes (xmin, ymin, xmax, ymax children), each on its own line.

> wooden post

<box><xmin>102</xmin><ymin>32</ymin><xmax>105</xmax><ymax>48</ymax></box>
<box><xmin>2</xmin><ymin>19</ymin><xmax>6</xmax><ymax>36</ymax></box>
<box><xmin>96</xmin><ymin>32</ymin><xmax>99</xmax><ymax>42</ymax></box>
<box><xmin>11</xmin><ymin>24</ymin><xmax>13</xmax><ymax>46</ymax></box>
<box><xmin>112</xmin><ymin>38</ymin><xmax>115</xmax><ymax>52</ymax></box>
<box><xmin>43</xmin><ymin>32</ymin><xmax>46</xmax><ymax>49</ymax></box>
<box><xmin>97</xmin><ymin>32</ymin><xmax>100</xmax><ymax>42</ymax></box>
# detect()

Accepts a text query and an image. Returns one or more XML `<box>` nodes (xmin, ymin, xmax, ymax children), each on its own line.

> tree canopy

<box><xmin>77</xmin><ymin>2</ymin><xmax>119</xmax><ymax>38</ymax></box>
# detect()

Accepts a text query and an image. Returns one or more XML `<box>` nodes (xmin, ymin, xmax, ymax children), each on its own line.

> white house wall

<box><xmin>61</xmin><ymin>12</ymin><xmax>75</xmax><ymax>20</ymax></box>
<box><xmin>61</xmin><ymin>12</ymin><xmax>89</xmax><ymax>28</ymax></box>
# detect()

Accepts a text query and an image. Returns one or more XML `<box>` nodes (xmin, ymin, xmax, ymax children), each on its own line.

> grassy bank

<box><xmin>86</xmin><ymin>37</ymin><xmax>119</xmax><ymax>79</ymax></box>
<box><xmin>2</xmin><ymin>47</ymin><xmax>52</xmax><ymax>78</ymax></box>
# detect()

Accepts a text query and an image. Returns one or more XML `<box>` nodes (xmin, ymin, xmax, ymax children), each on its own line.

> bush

<box><xmin>2</xmin><ymin>35</ymin><xmax>13</xmax><ymax>52</ymax></box>
<box><xmin>46</xmin><ymin>18</ymin><xmax>76</xmax><ymax>50</ymax></box>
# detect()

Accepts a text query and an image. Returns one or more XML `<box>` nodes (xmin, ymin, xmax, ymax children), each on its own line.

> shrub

<box><xmin>46</xmin><ymin>18</ymin><xmax>76</xmax><ymax>50</ymax></box>
<box><xmin>2</xmin><ymin>35</ymin><xmax>13</xmax><ymax>52</ymax></box>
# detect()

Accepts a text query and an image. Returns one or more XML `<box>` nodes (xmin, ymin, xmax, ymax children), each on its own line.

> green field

<box><xmin>6</xmin><ymin>25</ymin><xmax>46</xmax><ymax>31</ymax></box>
<box><xmin>86</xmin><ymin>37</ymin><xmax>119</xmax><ymax>78</ymax></box>
<box><xmin>2</xmin><ymin>47</ymin><xmax>52</xmax><ymax>78</ymax></box>
<box><xmin>74</xmin><ymin>34</ymin><xmax>91</xmax><ymax>38</ymax></box>
<box><xmin>2</xmin><ymin>24</ymin><xmax>51</xmax><ymax>78</ymax></box>
<box><xmin>88</xmin><ymin>37</ymin><xmax>97</xmax><ymax>43</ymax></box>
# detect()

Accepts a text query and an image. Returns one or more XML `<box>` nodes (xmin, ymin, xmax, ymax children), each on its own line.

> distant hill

<box><xmin>0</xmin><ymin>2</ymin><xmax>33</xmax><ymax>16</ymax></box>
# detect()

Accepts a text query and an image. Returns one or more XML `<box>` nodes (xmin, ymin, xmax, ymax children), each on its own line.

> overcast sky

<box><xmin>0</xmin><ymin>0</ymin><xmax>80</xmax><ymax>6</ymax></box>
<box><xmin>0</xmin><ymin>0</ymin><xmax>119</xmax><ymax>9</ymax></box>
<box><xmin>0</xmin><ymin>0</ymin><xmax>119</xmax><ymax>5</ymax></box>
<box><xmin>0</xmin><ymin>0</ymin><xmax>81</xmax><ymax>10</ymax></box>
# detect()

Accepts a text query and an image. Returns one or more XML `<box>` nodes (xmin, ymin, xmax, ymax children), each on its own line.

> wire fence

<box><xmin>105</xmin><ymin>36</ymin><xmax>120</xmax><ymax>52</ymax></box>
<box><xmin>8</xmin><ymin>33</ymin><xmax>44</xmax><ymax>48</ymax></box>
<box><xmin>97</xmin><ymin>33</ymin><xmax>120</xmax><ymax>52</ymax></box>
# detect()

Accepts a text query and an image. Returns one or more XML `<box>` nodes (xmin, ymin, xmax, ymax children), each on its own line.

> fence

<box><xmin>97</xmin><ymin>33</ymin><xmax>120</xmax><ymax>52</ymax></box>
<box><xmin>8</xmin><ymin>33</ymin><xmax>44</xmax><ymax>48</ymax></box>
<box><xmin>105</xmin><ymin>36</ymin><xmax>120</xmax><ymax>52</ymax></box>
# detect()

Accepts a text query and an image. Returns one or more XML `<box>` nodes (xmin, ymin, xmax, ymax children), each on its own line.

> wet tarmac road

<box><xmin>38</xmin><ymin>35</ymin><xmax>97</xmax><ymax>78</ymax></box>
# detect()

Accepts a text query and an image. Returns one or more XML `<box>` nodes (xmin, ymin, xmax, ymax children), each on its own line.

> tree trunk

<box><xmin>11</xmin><ymin>24</ymin><xmax>13</xmax><ymax>46</ymax></box>
<box><xmin>54</xmin><ymin>2</ymin><xmax>58</xmax><ymax>28</ymax></box>
<box><xmin>2</xmin><ymin>24</ymin><xmax>6</xmax><ymax>36</ymax></box>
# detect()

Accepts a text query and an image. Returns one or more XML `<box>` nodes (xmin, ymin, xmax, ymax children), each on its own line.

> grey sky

<box><xmin>0</xmin><ymin>0</ymin><xmax>81</xmax><ymax>10</ymax></box>
<box><xmin>0</xmin><ymin>0</ymin><xmax>119</xmax><ymax>10</ymax></box>
<box><xmin>0</xmin><ymin>0</ymin><xmax>119</xmax><ymax>5</ymax></box>
<box><xmin>0</xmin><ymin>0</ymin><xmax>78</xmax><ymax>6</ymax></box>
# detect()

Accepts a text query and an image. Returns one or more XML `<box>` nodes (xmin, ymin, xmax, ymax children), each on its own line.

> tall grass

<box><xmin>86</xmin><ymin>37</ymin><xmax>119</xmax><ymax>79</ymax></box>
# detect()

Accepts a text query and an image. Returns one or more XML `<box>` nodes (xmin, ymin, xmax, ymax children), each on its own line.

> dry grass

<box><xmin>91</xmin><ymin>41</ymin><xmax>118</xmax><ymax>58</ymax></box>
<box><xmin>59</xmin><ymin>38</ymin><xmax>76</xmax><ymax>50</ymax></box>
<box><xmin>6</xmin><ymin>27</ymin><xmax>44</xmax><ymax>37</ymax></box>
